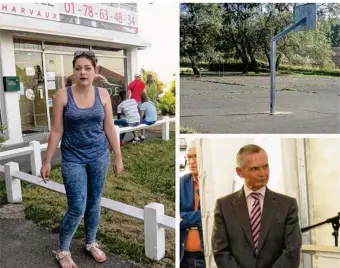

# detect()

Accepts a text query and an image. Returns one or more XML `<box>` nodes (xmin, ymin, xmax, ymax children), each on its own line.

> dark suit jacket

<box><xmin>180</xmin><ymin>173</ymin><xmax>205</xmax><ymax>263</ymax></box>
<box><xmin>212</xmin><ymin>187</ymin><xmax>301</xmax><ymax>268</ymax></box>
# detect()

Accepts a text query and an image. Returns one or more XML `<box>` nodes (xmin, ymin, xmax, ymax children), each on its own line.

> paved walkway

<box><xmin>0</xmin><ymin>204</ymin><xmax>140</xmax><ymax>268</ymax></box>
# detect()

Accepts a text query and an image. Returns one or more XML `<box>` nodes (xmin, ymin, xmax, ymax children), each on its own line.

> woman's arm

<box><xmin>44</xmin><ymin>88</ymin><xmax>66</xmax><ymax>163</ymax></box>
<box><xmin>100</xmin><ymin>88</ymin><xmax>122</xmax><ymax>159</ymax></box>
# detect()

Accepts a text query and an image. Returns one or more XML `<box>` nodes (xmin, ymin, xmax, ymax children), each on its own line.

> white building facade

<box><xmin>0</xmin><ymin>3</ymin><xmax>150</xmax><ymax>144</ymax></box>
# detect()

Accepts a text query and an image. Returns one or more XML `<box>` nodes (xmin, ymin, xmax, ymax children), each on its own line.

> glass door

<box><xmin>44</xmin><ymin>53</ymin><xmax>74</xmax><ymax>126</ymax></box>
<box><xmin>15</xmin><ymin>51</ymin><xmax>48</xmax><ymax>132</ymax></box>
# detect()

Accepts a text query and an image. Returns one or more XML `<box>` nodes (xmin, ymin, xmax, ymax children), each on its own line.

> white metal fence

<box><xmin>0</xmin><ymin>139</ymin><xmax>175</xmax><ymax>261</ymax></box>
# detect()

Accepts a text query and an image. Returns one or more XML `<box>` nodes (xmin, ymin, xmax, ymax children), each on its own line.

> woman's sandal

<box><xmin>86</xmin><ymin>242</ymin><xmax>107</xmax><ymax>263</ymax></box>
<box><xmin>53</xmin><ymin>250</ymin><xmax>78</xmax><ymax>268</ymax></box>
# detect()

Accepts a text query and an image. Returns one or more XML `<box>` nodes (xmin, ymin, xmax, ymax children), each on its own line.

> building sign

<box><xmin>0</xmin><ymin>3</ymin><xmax>59</xmax><ymax>21</ymax></box>
<box><xmin>59</xmin><ymin>3</ymin><xmax>137</xmax><ymax>28</ymax></box>
<box><xmin>0</xmin><ymin>3</ymin><xmax>138</xmax><ymax>34</ymax></box>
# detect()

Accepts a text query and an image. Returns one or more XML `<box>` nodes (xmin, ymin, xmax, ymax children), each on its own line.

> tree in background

<box><xmin>140</xmin><ymin>68</ymin><xmax>165</xmax><ymax>96</ymax></box>
<box><xmin>180</xmin><ymin>3</ymin><xmax>223</xmax><ymax>75</ymax></box>
<box><xmin>180</xmin><ymin>3</ymin><xmax>340</xmax><ymax>73</ymax></box>
<box><xmin>330</xmin><ymin>24</ymin><xmax>340</xmax><ymax>47</ymax></box>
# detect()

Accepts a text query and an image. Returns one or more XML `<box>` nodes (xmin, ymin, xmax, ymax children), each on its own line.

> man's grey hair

<box><xmin>236</xmin><ymin>144</ymin><xmax>266</xmax><ymax>168</ymax></box>
<box><xmin>186</xmin><ymin>139</ymin><xmax>197</xmax><ymax>152</ymax></box>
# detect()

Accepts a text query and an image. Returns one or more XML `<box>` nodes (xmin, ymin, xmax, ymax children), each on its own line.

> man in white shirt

<box><xmin>114</xmin><ymin>90</ymin><xmax>141</xmax><ymax>145</ymax></box>
<box><xmin>212</xmin><ymin>144</ymin><xmax>301</xmax><ymax>268</ymax></box>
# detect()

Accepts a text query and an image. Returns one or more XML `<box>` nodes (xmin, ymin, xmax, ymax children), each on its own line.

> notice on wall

<box><xmin>38</xmin><ymin>86</ymin><xmax>44</xmax><ymax>99</ymax></box>
<box><xmin>46</xmin><ymin>81</ymin><xmax>56</xmax><ymax>90</ymax></box>
<box><xmin>46</xmin><ymin>72</ymin><xmax>56</xmax><ymax>81</ymax></box>
<box><xmin>25</xmin><ymin>67</ymin><xmax>35</xmax><ymax>76</ymax></box>
<box><xmin>20</xmin><ymin>82</ymin><xmax>24</xmax><ymax>95</ymax></box>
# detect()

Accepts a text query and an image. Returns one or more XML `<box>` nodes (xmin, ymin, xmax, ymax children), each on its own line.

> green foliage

<box><xmin>283</xmin><ymin>21</ymin><xmax>334</xmax><ymax>68</ymax></box>
<box><xmin>169</xmin><ymin>80</ymin><xmax>176</xmax><ymax>95</ymax></box>
<box><xmin>145</xmin><ymin>82</ymin><xmax>158</xmax><ymax>104</ymax></box>
<box><xmin>0</xmin><ymin>125</ymin><xmax>7</xmax><ymax>146</ymax></box>
<box><xmin>180</xmin><ymin>3</ymin><xmax>223</xmax><ymax>74</ymax></box>
<box><xmin>181</xmin><ymin>3</ymin><xmax>340</xmax><ymax>72</ymax></box>
<box><xmin>330</xmin><ymin>24</ymin><xmax>340</xmax><ymax>47</ymax></box>
<box><xmin>158</xmin><ymin>91</ymin><xmax>175</xmax><ymax>115</ymax></box>
<box><xmin>140</xmin><ymin>68</ymin><xmax>165</xmax><ymax>94</ymax></box>
<box><xmin>180</xmin><ymin>126</ymin><xmax>196</xmax><ymax>134</ymax></box>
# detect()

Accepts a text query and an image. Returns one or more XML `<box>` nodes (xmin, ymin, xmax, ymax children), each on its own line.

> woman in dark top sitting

<box><xmin>40</xmin><ymin>51</ymin><xmax>123</xmax><ymax>268</ymax></box>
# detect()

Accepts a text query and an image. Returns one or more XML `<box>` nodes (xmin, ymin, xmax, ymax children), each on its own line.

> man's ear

<box><xmin>236</xmin><ymin>167</ymin><xmax>243</xmax><ymax>178</ymax></box>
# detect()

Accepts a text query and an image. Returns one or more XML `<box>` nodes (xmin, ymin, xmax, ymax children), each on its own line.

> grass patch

<box><xmin>180</xmin><ymin>65</ymin><xmax>340</xmax><ymax>78</ymax></box>
<box><xmin>180</xmin><ymin>126</ymin><xmax>196</xmax><ymax>134</ymax></box>
<box><xmin>0</xmin><ymin>133</ymin><xmax>175</xmax><ymax>267</ymax></box>
<box><xmin>279</xmin><ymin>65</ymin><xmax>340</xmax><ymax>77</ymax></box>
<box><xmin>0</xmin><ymin>179</ymin><xmax>7</xmax><ymax>206</ymax></box>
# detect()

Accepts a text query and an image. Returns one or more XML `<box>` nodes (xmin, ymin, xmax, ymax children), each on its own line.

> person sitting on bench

<box><xmin>114</xmin><ymin>90</ymin><xmax>140</xmax><ymax>146</ymax></box>
<box><xmin>139</xmin><ymin>91</ymin><xmax>157</xmax><ymax>141</ymax></box>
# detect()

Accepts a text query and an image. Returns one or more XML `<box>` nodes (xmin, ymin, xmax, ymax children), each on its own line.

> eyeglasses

<box><xmin>74</xmin><ymin>51</ymin><xmax>96</xmax><ymax>58</ymax></box>
<box><xmin>185</xmin><ymin>155</ymin><xmax>197</xmax><ymax>161</ymax></box>
<box><xmin>73</xmin><ymin>51</ymin><xmax>98</xmax><ymax>65</ymax></box>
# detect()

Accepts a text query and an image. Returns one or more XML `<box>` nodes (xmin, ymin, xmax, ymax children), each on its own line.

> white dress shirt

<box><xmin>244</xmin><ymin>184</ymin><xmax>266</xmax><ymax>217</ymax></box>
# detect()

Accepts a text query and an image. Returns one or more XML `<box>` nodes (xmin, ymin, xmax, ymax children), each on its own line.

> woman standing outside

<box><xmin>40</xmin><ymin>51</ymin><xmax>123</xmax><ymax>268</ymax></box>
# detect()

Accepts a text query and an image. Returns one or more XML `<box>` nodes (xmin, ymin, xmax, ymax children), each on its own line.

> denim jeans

<box><xmin>59</xmin><ymin>149</ymin><xmax>110</xmax><ymax>251</ymax></box>
<box><xmin>142</xmin><ymin>118</ymin><xmax>156</xmax><ymax>125</ymax></box>
<box><xmin>114</xmin><ymin>119</ymin><xmax>139</xmax><ymax>141</ymax></box>
<box><xmin>181</xmin><ymin>255</ymin><xmax>206</xmax><ymax>268</ymax></box>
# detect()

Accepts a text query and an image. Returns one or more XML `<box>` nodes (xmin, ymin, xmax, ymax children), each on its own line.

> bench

<box><xmin>113</xmin><ymin>116</ymin><xmax>175</xmax><ymax>144</ymax></box>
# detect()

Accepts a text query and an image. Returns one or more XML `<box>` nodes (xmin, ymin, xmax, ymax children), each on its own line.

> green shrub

<box><xmin>158</xmin><ymin>91</ymin><xmax>175</xmax><ymax>115</ymax></box>
<box><xmin>180</xmin><ymin>126</ymin><xmax>196</xmax><ymax>134</ymax></box>
<box><xmin>145</xmin><ymin>82</ymin><xmax>158</xmax><ymax>104</ymax></box>
<box><xmin>169</xmin><ymin>80</ymin><xmax>176</xmax><ymax>96</ymax></box>
<box><xmin>141</xmin><ymin>68</ymin><xmax>165</xmax><ymax>94</ymax></box>
<box><xmin>0</xmin><ymin>125</ymin><xmax>7</xmax><ymax>147</ymax></box>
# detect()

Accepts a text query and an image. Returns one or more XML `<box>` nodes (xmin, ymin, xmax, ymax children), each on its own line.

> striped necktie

<box><xmin>250</xmin><ymin>192</ymin><xmax>261</xmax><ymax>249</ymax></box>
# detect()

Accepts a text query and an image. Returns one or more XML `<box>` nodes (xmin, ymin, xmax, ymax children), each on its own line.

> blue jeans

<box><xmin>181</xmin><ymin>252</ymin><xmax>206</xmax><ymax>268</ymax></box>
<box><xmin>142</xmin><ymin>118</ymin><xmax>156</xmax><ymax>125</ymax></box>
<box><xmin>114</xmin><ymin>119</ymin><xmax>139</xmax><ymax>141</ymax></box>
<box><xmin>59</xmin><ymin>150</ymin><xmax>110</xmax><ymax>251</ymax></box>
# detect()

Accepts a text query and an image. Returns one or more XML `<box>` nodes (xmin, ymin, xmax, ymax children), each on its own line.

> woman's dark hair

<box><xmin>140</xmin><ymin>91</ymin><xmax>149</xmax><ymax>103</ymax></box>
<box><xmin>72</xmin><ymin>51</ymin><xmax>97</xmax><ymax>68</ymax></box>
<box><xmin>65</xmin><ymin>77</ymin><xmax>73</xmax><ymax>87</ymax></box>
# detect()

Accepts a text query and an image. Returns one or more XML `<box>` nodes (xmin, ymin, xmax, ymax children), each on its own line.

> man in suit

<box><xmin>212</xmin><ymin>144</ymin><xmax>302</xmax><ymax>268</ymax></box>
<box><xmin>180</xmin><ymin>141</ymin><xmax>206</xmax><ymax>268</ymax></box>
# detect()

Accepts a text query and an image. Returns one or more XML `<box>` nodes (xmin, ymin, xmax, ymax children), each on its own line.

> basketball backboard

<box><xmin>294</xmin><ymin>3</ymin><xmax>317</xmax><ymax>32</ymax></box>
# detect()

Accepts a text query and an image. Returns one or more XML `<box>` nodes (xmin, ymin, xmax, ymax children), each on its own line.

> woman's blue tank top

<box><xmin>61</xmin><ymin>86</ymin><xmax>108</xmax><ymax>164</ymax></box>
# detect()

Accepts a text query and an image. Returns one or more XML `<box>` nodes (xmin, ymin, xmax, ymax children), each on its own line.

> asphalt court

<box><xmin>180</xmin><ymin>75</ymin><xmax>340</xmax><ymax>133</ymax></box>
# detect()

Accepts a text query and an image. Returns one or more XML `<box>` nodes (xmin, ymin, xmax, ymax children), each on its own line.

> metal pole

<box><xmin>269</xmin><ymin>18</ymin><xmax>306</xmax><ymax>114</ymax></box>
<box><xmin>270</xmin><ymin>40</ymin><xmax>276</xmax><ymax>115</ymax></box>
